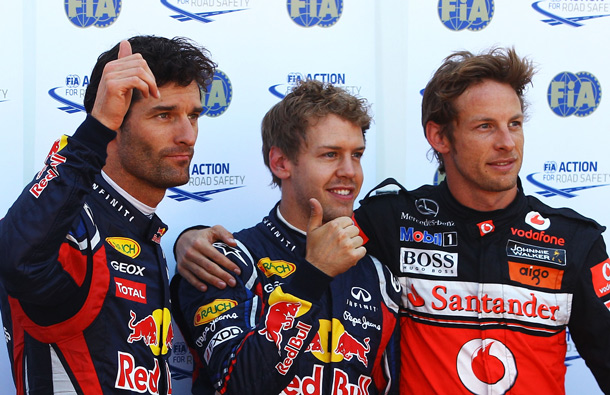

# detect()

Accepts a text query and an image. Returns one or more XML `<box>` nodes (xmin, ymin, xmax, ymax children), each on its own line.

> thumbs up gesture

<box><xmin>91</xmin><ymin>40</ymin><xmax>160</xmax><ymax>131</ymax></box>
<box><xmin>305</xmin><ymin>198</ymin><xmax>366</xmax><ymax>277</ymax></box>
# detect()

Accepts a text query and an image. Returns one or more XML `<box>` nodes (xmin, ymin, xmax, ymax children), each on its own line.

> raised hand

<box><xmin>91</xmin><ymin>40</ymin><xmax>160</xmax><ymax>131</ymax></box>
<box><xmin>305</xmin><ymin>198</ymin><xmax>365</xmax><ymax>277</ymax></box>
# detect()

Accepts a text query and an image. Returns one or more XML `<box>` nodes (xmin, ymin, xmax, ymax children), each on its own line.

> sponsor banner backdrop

<box><xmin>0</xmin><ymin>1</ymin><xmax>607</xmax><ymax>393</ymax></box>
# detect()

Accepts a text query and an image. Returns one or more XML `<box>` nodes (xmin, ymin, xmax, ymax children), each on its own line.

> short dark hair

<box><xmin>84</xmin><ymin>35</ymin><xmax>216</xmax><ymax>114</ymax></box>
<box><xmin>421</xmin><ymin>47</ymin><xmax>535</xmax><ymax>172</ymax></box>
<box><xmin>261</xmin><ymin>79</ymin><xmax>371</xmax><ymax>187</ymax></box>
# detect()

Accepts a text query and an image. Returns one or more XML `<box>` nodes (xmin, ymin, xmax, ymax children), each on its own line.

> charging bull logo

<box><xmin>305</xmin><ymin>332</ymin><xmax>324</xmax><ymax>354</ymax></box>
<box><xmin>126</xmin><ymin>309</ymin><xmax>173</xmax><ymax>356</ymax></box>
<box><xmin>259</xmin><ymin>301</ymin><xmax>301</xmax><ymax>351</ymax></box>
<box><xmin>335</xmin><ymin>331</ymin><xmax>370</xmax><ymax>367</ymax></box>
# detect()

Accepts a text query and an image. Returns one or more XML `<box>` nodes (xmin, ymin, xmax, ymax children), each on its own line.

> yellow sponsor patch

<box><xmin>194</xmin><ymin>299</ymin><xmax>238</xmax><ymax>326</ymax></box>
<box><xmin>257</xmin><ymin>258</ymin><xmax>296</xmax><ymax>278</ymax></box>
<box><xmin>106</xmin><ymin>237</ymin><xmax>141</xmax><ymax>259</ymax></box>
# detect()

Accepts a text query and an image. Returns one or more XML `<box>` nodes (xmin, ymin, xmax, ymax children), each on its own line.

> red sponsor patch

<box><xmin>591</xmin><ymin>259</ymin><xmax>610</xmax><ymax>298</ymax></box>
<box><xmin>508</xmin><ymin>261</ymin><xmax>564</xmax><ymax>290</ymax></box>
<box><xmin>115</xmin><ymin>278</ymin><xmax>147</xmax><ymax>303</ymax></box>
<box><xmin>477</xmin><ymin>220</ymin><xmax>495</xmax><ymax>237</ymax></box>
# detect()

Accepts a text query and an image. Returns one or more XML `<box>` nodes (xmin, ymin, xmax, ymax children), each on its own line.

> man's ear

<box><xmin>425</xmin><ymin>121</ymin><xmax>450</xmax><ymax>154</ymax></box>
<box><xmin>269</xmin><ymin>146</ymin><xmax>292</xmax><ymax>181</ymax></box>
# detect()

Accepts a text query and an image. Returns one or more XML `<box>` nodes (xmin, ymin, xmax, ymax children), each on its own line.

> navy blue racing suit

<box><xmin>0</xmin><ymin>116</ymin><xmax>174</xmax><ymax>394</ymax></box>
<box><xmin>171</xmin><ymin>204</ymin><xmax>401</xmax><ymax>395</ymax></box>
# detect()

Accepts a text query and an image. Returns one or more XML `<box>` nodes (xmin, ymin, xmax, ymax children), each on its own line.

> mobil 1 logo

<box><xmin>400</xmin><ymin>248</ymin><xmax>458</xmax><ymax>277</ymax></box>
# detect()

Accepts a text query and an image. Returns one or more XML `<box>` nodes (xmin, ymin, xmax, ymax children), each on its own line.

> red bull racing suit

<box><xmin>353</xmin><ymin>178</ymin><xmax>610</xmax><ymax>394</ymax></box>
<box><xmin>171</xmin><ymin>205</ymin><xmax>401</xmax><ymax>394</ymax></box>
<box><xmin>0</xmin><ymin>116</ymin><xmax>174</xmax><ymax>394</ymax></box>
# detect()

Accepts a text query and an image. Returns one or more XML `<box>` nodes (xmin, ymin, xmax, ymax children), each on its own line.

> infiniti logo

<box><xmin>351</xmin><ymin>287</ymin><xmax>371</xmax><ymax>302</ymax></box>
<box><xmin>415</xmin><ymin>199</ymin><xmax>439</xmax><ymax>217</ymax></box>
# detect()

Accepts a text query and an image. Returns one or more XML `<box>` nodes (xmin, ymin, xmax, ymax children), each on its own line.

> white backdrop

<box><xmin>0</xmin><ymin>1</ymin><xmax>608</xmax><ymax>393</ymax></box>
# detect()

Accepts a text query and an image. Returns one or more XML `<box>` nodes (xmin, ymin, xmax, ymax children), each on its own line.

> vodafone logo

<box><xmin>525</xmin><ymin>211</ymin><xmax>550</xmax><ymax>230</ymax></box>
<box><xmin>457</xmin><ymin>339</ymin><xmax>517</xmax><ymax>393</ymax></box>
<box><xmin>477</xmin><ymin>220</ymin><xmax>495</xmax><ymax>237</ymax></box>
<box><xmin>603</xmin><ymin>261</ymin><xmax>610</xmax><ymax>282</ymax></box>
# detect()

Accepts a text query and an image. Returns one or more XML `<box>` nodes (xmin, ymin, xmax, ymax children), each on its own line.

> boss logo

<box><xmin>400</xmin><ymin>248</ymin><xmax>458</xmax><ymax>277</ymax></box>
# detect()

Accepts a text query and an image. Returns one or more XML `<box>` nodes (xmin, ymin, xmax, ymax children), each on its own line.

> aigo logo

<box><xmin>457</xmin><ymin>338</ymin><xmax>517</xmax><ymax>393</ymax></box>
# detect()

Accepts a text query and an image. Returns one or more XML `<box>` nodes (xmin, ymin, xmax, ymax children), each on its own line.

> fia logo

<box><xmin>547</xmin><ymin>71</ymin><xmax>601</xmax><ymax>117</ymax></box>
<box><xmin>202</xmin><ymin>70</ymin><xmax>233</xmax><ymax>117</ymax></box>
<box><xmin>65</xmin><ymin>0</ymin><xmax>121</xmax><ymax>28</ymax></box>
<box><xmin>437</xmin><ymin>0</ymin><xmax>494</xmax><ymax>31</ymax></box>
<box><xmin>287</xmin><ymin>0</ymin><xmax>343</xmax><ymax>27</ymax></box>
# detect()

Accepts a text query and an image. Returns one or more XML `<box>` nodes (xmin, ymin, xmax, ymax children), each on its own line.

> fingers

<box><xmin>117</xmin><ymin>40</ymin><xmax>133</xmax><ymax>59</ymax></box>
<box><xmin>307</xmin><ymin>198</ymin><xmax>324</xmax><ymax>234</ymax></box>
<box><xmin>209</xmin><ymin>225</ymin><xmax>237</xmax><ymax>248</ymax></box>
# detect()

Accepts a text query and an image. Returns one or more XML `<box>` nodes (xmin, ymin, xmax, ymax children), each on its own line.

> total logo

<box><xmin>287</xmin><ymin>0</ymin><xmax>343</xmax><ymax>27</ymax></box>
<box><xmin>161</xmin><ymin>0</ymin><xmax>249</xmax><ymax>24</ymax></box>
<box><xmin>457</xmin><ymin>339</ymin><xmax>517</xmax><ymax>393</ymax></box>
<box><xmin>547</xmin><ymin>71</ymin><xmax>601</xmax><ymax>117</ymax></box>
<box><xmin>65</xmin><ymin>0</ymin><xmax>121</xmax><ymax>28</ymax></box>
<box><xmin>531</xmin><ymin>0</ymin><xmax>610</xmax><ymax>27</ymax></box>
<box><xmin>437</xmin><ymin>0</ymin><xmax>494</xmax><ymax>31</ymax></box>
<box><xmin>269</xmin><ymin>73</ymin><xmax>362</xmax><ymax>99</ymax></box>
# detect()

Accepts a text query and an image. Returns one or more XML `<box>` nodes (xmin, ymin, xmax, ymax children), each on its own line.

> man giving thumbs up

<box><xmin>170</xmin><ymin>79</ymin><xmax>401</xmax><ymax>395</ymax></box>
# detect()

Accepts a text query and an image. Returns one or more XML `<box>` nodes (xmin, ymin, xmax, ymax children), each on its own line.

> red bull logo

<box><xmin>30</xmin><ymin>137</ymin><xmax>68</xmax><ymax>198</ymax></box>
<box><xmin>284</xmin><ymin>365</ymin><xmax>372</xmax><ymax>395</ymax></box>
<box><xmin>259</xmin><ymin>301</ymin><xmax>301</xmax><ymax>350</ymax></box>
<box><xmin>305</xmin><ymin>332</ymin><xmax>324</xmax><ymax>354</ymax></box>
<box><xmin>334</xmin><ymin>332</ymin><xmax>370</xmax><ymax>367</ymax></box>
<box><xmin>126</xmin><ymin>309</ymin><xmax>173</xmax><ymax>356</ymax></box>
<box><xmin>115</xmin><ymin>352</ymin><xmax>167</xmax><ymax>394</ymax></box>
<box><xmin>275</xmin><ymin>321</ymin><xmax>312</xmax><ymax>375</ymax></box>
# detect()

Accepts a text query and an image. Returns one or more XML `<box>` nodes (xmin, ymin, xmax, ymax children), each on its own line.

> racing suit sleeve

<box><xmin>567</xmin><ymin>234</ymin><xmax>610</xmax><ymax>394</ymax></box>
<box><xmin>171</xmin><ymin>240</ymin><xmax>332</xmax><ymax>395</ymax></box>
<box><xmin>0</xmin><ymin>115</ymin><xmax>115</xmax><ymax>304</ymax></box>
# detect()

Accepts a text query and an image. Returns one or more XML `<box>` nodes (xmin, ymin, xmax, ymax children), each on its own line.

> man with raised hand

<box><xmin>0</xmin><ymin>36</ymin><xmax>215</xmax><ymax>394</ymax></box>
<box><xmin>171</xmin><ymin>79</ymin><xmax>401</xmax><ymax>395</ymax></box>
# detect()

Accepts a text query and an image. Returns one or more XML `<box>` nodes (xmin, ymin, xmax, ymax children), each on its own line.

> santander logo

<box><xmin>525</xmin><ymin>211</ymin><xmax>550</xmax><ymax>231</ymax></box>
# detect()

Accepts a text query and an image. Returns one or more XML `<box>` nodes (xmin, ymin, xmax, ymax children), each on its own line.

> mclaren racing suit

<box><xmin>171</xmin><ymin>204</ymin><xmax>401</xmax><ymax>395</ymax></box>
<box><xmin>0</xmin><ymin>115</ymin><xmax>174</xmax><ymax>394</ymax></box>
<box><xmin>353</xmin><ymin>178</ymin><xmax>610</xmax><ymax>394</ymax></box>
